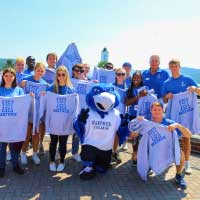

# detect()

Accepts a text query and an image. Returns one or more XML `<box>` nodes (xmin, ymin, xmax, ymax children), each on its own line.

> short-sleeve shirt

<box><xmin>142</xmin><ymin>68</ymin><xmax>169</xmax><ymax>98</ymax></box>
<box><xmin>161</xmin><ymin>75</ymin><xmax>198</xmax><ymax>96</ymax></box>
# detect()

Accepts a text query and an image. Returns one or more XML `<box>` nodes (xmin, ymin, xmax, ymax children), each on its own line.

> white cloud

<box><xmin>86</xmin><ymin>17</ymin><xmax>200</xmax><ymax>69</ymax></box>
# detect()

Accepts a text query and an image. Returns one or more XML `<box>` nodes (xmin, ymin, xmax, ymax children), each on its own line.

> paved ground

<box><xmin>0</xmin><ymin>136</ymin><xmax>200</xmax><ymax>200</ymax></box>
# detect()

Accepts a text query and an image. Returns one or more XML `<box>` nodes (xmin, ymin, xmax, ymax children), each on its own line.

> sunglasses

<box><xmin>57</xmin><ymin>73</ymin><xmax>66</xmax><ymax>77</ymax></box>
<box><xmin>74</xmin><ymin>69</ymin><xmax>84</xmax><ymax>73</ymax></box>
<box><xmin>116</xmin><ymin>73</ymin><xmax>126</xmax><ymax>76</ymax></box>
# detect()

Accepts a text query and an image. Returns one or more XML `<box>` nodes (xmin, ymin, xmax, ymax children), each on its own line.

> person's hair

<box><xmin>72</xmin><ymin>64</ymin><xmax>84</xmax><ymax>78</ymax></box>
<box><xmin>15</xmin><ymin>57</ymin><xmax>25</xmax><ymax>65</ymax></box>
<box><xmin>46</xmin><ymin>53</ymin><xmax>58</xmax><ymax>62</ymax></box>
<box><xmin>149</xmin><ymin>55</ymin><xmax>160</xmax><ymax>63</ymax></box>
<box><xmin>72</xmin><ymin>64</ymin><xmax>84</xmax><ymax>71</ymax></box>
<box><xmin>127</xmin><ymin>70</ymin><xmax>143</xmax><ymax>98</ymax></box>
<box><xmin>115</xmin><ymin>68</ymin><xmax>126</xmax><ymax>88</ymax></box>
<box><xmin>168</xmin><ymin>58</ymin><xmax>181</xmax><ymax>67</ymax></box>
<box><xmin>53</xmin><ymin>65</ymin><xmax>72</xmax><ymax>94</ymax></box>
<box><xmin>103</xmin><ymin>62</ymin><xmax>114</xmax><ymax>69</ymax></box>
<box><xmin>151</xmin><ymin>101</ymin><xmax>163</xmax><ymax>110</ymax></box>
<box><xmin>1</xmin><ymin>68</ymin><xmax>17</xmax><ymax>88</ymax></box>
<box><xmin>34</xmin><ymin>62</ymin><xmax>46</xmax><ymax>71</ymax></box>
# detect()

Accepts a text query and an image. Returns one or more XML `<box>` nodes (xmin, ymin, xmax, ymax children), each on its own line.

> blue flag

<box><xmin>56</xmin><ymin>43</ymin><xmax>82</xmax><ymax>77</ymax></box>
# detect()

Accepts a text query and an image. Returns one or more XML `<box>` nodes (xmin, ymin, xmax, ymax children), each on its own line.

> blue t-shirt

<box><xmin>0</xmin><ymin>86</ymin><xmax>24</xmax><ymax>97</ymax></box>
<box><xmin>113</xmin><ymin>83</ymin><xmax>127</xmax><ymax>90</ymax></box>
<box><xmin>48</xmin><ymin>85</ymin><xmax>75</xmax><ymax>95</ymax></box>
<box><xmin>142</xmin><ymin>68</ymin><xmax>169</xmax><ymax>98</ymax></box>
<box><xmin>23</xmin><ymin>75</ymin><xmax>48</xmax><ymax>84</ymax></box>
<box><xmin>125</xmin><ymin>76</ymin><xmax>132</xmax><ymax>88</ymax></box>
<box><xmin>23</xmin><ymin>69</ymin><xmax>34</xmax><ymax>76</ymax></box>
<box><xmin>161</xmin><ymin>118</ymin><xmax>182</xmax><ymax>137</ymax></box>
<box><xmin>16</xmin><ymin>72</ymin><xmax>28</xmax><ymax>84</ymax></box>
<box><xmin>127</xmin><ymin>87</ymin><xmax>141</xmax><ymax>117</ymax></box>
<box><xmin>161</xmin><ymin>75</ymin><xmax>198</xmax><ymax>96</ymax></box>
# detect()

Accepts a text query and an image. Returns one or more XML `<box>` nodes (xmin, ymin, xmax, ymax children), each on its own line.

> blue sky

<box><xmin>1</xmin><ymin>0</ymin><xmax>200</xmax><ymax>69</ymax></box>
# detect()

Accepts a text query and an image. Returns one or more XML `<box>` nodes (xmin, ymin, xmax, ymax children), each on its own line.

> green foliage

<box><xmin>97</xmin><ymin>61</ymin><xmax>107</xmax><ymax>68</ymax></box>
<box><xmin>2</xmin><ymin>59</ymin><xmax>14</xmax><ymax>70</ymax></box>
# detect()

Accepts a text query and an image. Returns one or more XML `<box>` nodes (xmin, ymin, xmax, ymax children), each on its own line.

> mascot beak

<box><xmin>93</xmin><ymin>92</ymin><xmax>115</xmax><ymax>112</ymax></box>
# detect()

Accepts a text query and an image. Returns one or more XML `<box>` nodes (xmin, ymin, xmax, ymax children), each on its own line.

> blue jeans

<box><xmin>0</xmin><ymin>142</ymin><xmax>23</xmax><ymax>169</ymax></box>
<box><xmin>72</xmin><ymin>134</ymin><xmax>79</xmax><ymax>155</ymax></box>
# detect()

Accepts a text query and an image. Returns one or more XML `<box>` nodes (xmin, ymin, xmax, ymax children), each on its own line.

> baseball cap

<box><xmin>122</xmin><ymin>62</ymin><xmax>132</xmax><ymax>68</ymax></box>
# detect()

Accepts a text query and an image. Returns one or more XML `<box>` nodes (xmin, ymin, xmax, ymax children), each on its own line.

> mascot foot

<box><xmin>79</xmin><ymin>166</ymin><xmax>95</xmax><ymax>180</ymax></box>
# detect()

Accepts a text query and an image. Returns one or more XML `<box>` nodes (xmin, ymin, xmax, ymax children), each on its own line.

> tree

<box><xmin>97</xmin><ymin>61</ymin><xmax>107</xmax><ymax>68</ymax></box>
<box><xmin>2</xmin><ymin>59</ymin><xmax>14</xmax><ymax>70</ymax></box>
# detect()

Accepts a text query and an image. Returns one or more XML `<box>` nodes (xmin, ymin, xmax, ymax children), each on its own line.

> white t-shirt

<box><xmin>83</xmin><ymin>109</ymin><xmax>121</xmax><ymax>150</ymax></box>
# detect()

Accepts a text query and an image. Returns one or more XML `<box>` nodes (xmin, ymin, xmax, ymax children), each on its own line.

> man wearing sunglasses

<box><xmin>72</xmin><ymin>64</ymin><xmax>85</xmax><ymax>80</ymax></box>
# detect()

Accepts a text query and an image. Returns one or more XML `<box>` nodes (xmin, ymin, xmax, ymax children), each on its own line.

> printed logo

<box><xmin>29</xmin><ymin>85</ymin><xmax>39</xmax><ymax>99</ymax></box>
<box><xmin>181</xmin><ymin>81</ymin><xmax>186</xmax><ymax>87</ymax></box>
<box><xmin>148</xmin><ymin>127</ymin><xmax>166</xmax><ymax>147</ymax></box>
<box><xmin>76</xmin><ymin>83</ymin><xmax>87</xmax><ymax>94</ymax></box>
<box><xmin>0</xmin><ymin>100</ymin><xmax>17</xmax><ymax>116</ymax></box>
<box><xmin>92</xmin><ymin>120</ymin><xmax>111</xmax><ymax>130</ymax></box>
<box><xmin>140</xmin><ymin>102</ymin><xmax>151</xmax><ymax>119</ymax></box>
<box><xmin>179</xmin><ymin>98</ymin><xmax>193</xmax><ymax>115</ymax></box>
<box><xmin>53</xmin><ymin>98</ymin><xmax>69</xmax><ymax>113</ymax></box>
<box><xmin>100</xmin><ymin>76</ymin><xmax>107</xmax><ymax>83</ymax></box>
<box><xmin>157</xmin><ymin>74</ymin><xmax>161</xmax><ymax>79</ymax></box>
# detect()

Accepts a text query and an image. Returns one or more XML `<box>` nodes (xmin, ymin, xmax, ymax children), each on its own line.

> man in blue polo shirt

<box><xmin>142</xmin><ymin>55</ymin><xmax>169</xmax><ymax>99</ymax></box>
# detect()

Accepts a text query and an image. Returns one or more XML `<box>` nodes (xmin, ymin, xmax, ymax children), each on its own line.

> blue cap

<box><xmin>122</xmin><ymin>62</ymin><xmax>132</xmax><ymax>68</ymax></box>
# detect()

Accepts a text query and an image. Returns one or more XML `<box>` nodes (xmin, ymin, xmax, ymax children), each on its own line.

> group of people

<box><xmin>0</xmin><ymin>53</ymin><xmax>199</xmax><ymax>190</ymax></box>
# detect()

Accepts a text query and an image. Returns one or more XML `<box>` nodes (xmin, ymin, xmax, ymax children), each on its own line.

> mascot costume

<box><xmin>74</xmin><ymin>83</ymin><xmax>129</xmax><ymax>180</ymax></box>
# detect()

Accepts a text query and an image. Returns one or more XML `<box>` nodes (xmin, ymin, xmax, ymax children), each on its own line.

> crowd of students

<box><xmin>0</xmin><ymin>53</ymin><xmax>199</xmax><ymax>190</ymax></box>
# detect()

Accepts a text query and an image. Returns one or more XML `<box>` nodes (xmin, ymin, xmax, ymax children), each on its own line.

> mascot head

<box><xmin>86</xmin><ymin>83</ymin><xmax>120</xmax><ymax>118</ymax></box>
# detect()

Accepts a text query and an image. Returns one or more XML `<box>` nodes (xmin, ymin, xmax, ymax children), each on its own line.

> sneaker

<box><xmin>13</xmin><ymin>165</ymin><xmax>24</xmax><ymax>175</ymax></box>
<box><xmin>49</xmin><ymin>162</ymin><xmax>57</xmax><ymax>172</ymax></box>
<box><xmin>32</xmin><ymin>153</ymin><xmax>40</xmax><ymax>165</ymax></box>
<box><xmin>184</xmin><ymin>161</ymin><xmax>192</xmax><ymax>175</ymax></box>
<box><xmin>6</xmin><ymin>152</ymin><xmax>12</xmax><ymax>161</ymax></box>
<box><xmin>122</xmin><ymin>143</ymin><xmax>128</xmax><ymax>151</ymax></box>
<box><xmin>112</xmin><ymin>152</ymin><xmax>122</xmax><ymax>164</ymax></box>
<box><xmin>72</xmin><ymin>154</ymin><xmax>81</xmax><ymax>162</ymax></box>
<box><xmin>57</xmin><ymin>163</ymin><xmax>65</xmax><ymax>172</ymax></box>
<box><xmin>79</xmin><ymin>166</ymin><xmax>95</xmax><ymax>180</ymax></box>
<box><xmin>0</xmin><ymin>168</ymin><xmax>5</xmax><ymax>178</ymax></box>
<box><xmin>20</xmin><ymin>153</ymin><xmax>28</xmax><ymax>165</ymax></box>
<box><xmin>38</xmin><ymin>144</ymin><xmax>45</xmax><ymax>155</ymax></box>
<box><xmin>175</xmin><ymin>174</ymin><xmax>187</xmax><ymax>189</ymax></box>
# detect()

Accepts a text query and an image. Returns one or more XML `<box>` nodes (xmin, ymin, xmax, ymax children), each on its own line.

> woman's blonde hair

<box><xmin>115</xmin><ymin>67</ymin><xmax>126</xmax><ymax>74</ymax></box>
<box><xmin>53</xmin><ymin>65</ymin><xmax>72</xmax><ymax>94</ymax></box>
<box><xmin>34</xmin><ymin>62</ymin><xmax>46</xmax><ymax>71</ymax></box>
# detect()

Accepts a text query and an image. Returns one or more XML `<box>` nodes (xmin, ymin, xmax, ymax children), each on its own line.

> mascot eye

<box><xmin>108</xmin><ymin>87</ymin><xmax>114</xmax><ymax>92</ymax></box>
<box><xmin>93</xmin><ymin>88</ymin><xmax>100</xmax><ymax>93</ymax></box>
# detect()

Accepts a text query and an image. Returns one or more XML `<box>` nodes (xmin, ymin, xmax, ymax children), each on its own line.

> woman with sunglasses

<box><xmin>69</xmin><ymin>64</ymin><xmax>86</xmax><ymax>162</ymax></box>
<box><xmin>112</xmin><ymin>68</ymin><xmax>128</xmax><ymax>163</ymax></box>
<box><xmin>47</xmin><ymin>65</ymin><xmax>76</xmax><ymax>172</ymax></box>
<box><xmin>72</xmin><ymin>64</ymin><xmax>85</xmax><ymax>80</ymax></box>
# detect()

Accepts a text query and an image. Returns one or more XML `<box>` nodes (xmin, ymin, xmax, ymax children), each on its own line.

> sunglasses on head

<box><xmin>74</xmin><ymin>69</ymin><xmax>84</xmax><ymax>73</ymax></box>
<box><xmin>116</xmin><ymin>73</ymin><xmax>125</xmax><ymax>76</ymax></box>
<box><xmin>57</xmin><ymin>73</ymin><xmax>66</xmax><ymax>77</ymax></box>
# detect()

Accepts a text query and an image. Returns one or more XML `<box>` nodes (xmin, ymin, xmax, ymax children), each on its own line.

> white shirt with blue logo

<box><xmin>0</xmin><ymin>95</ymin><xmax>35</xmax><ymax>142</ymax></box>
<box><xmin>92</xmin><ymin>67</ymin><xmax>115</xmax><ymax>83</ymax></box>
<box><xmin>40</xmin><ymin>91</ymin><xmax>79</xmax><ymax>135</ymax></box>
<box><xmin>71</xmin><ymin>78</ymin><xmax>94</xmax><ymax>109</ymax></box>
<box><xmin>166</xmin><ymin>91</ymin><xmax>200</xmax><ymax>134</ymax></box>
<box><xmin>83</xmin><ymin>109</ymin><xmax>121</xmax><ymax>151</ymax></box>
<box><xmin>129</xmin><ymin>118</ymin><xmax>180</xmax><ymax>181</ymax></box>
